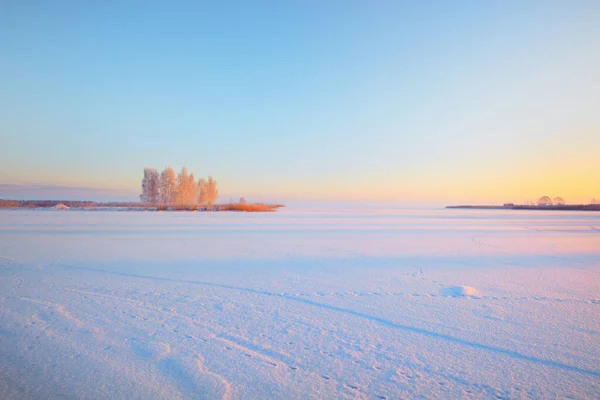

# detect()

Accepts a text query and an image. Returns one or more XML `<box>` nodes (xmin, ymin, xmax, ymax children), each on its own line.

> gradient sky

<box><xmin>1</xmin><ymin>1</ymin><xmax>599</xmax><ymax>204</ymax></box>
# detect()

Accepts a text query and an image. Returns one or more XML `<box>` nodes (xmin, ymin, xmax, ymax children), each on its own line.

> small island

<box><xmin>0</xmin><ymin>199</ymin><xmax>284</xmax><ymax>212</ymax></box>
<box><xmin>0</xmin><ymin>166</ymin><xmax>284</xmax><ymax>212</ymax></box>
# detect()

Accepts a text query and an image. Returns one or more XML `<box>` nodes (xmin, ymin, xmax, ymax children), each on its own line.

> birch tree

<box><xmin>207</xmin><ymin>176</ymin><xmax>218</xmax><ymax>206</ymax></box>
<box><xmin>176</xmin><ymin>167</ymin><xmax>189</xmax><ymax>204</ymax></box>
<box><xmin>187</xmin><ymin>172</ymin><xmax>197</xmax><ymax>205</ymax></box>
<box><xmin>176</xmin><ymin>167</ymin><xmax>199</xmax><ymax>204</ymax></box>
<box><xmin>140</xmin><ymin>168</ymin><xmax>159</xmax><ymax>203</ymax></box>
<box><xmin>198</xmin><ymin>176</ymin><xmax>218</xmax><ymax>206</ymax></box>
<box><xmin>159</xmin><ymin>166</ymin><xmax>177</xmax><ymax>204</ymax></box>
<box><xmin>198</xmin><ymin>178</ymin><xmax>208</xmax><ymax>205</ymax></box>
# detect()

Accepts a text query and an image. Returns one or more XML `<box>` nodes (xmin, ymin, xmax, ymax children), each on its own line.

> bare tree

<box><xmin>174</xmin><ymin>167</ymin><xmax>200</xmax><ymax>205</ymax></box>
<box><xmin>176</xmin><ymin>167</ymin><xmax>190</xmax><ymax>204</ymax></box>
<box><xmin>198</xmin><ymin>176</ymin><xmax>218</xmax><ymax>207</ymax></box>
<box><xmin>212</xmin><ymin>179</ymin><xmax>220</xmax><ymax>205</ymax></box>
<box><xmin>140</xmin><ymin>168</ymin><xmax>159</xmax><ymax>203</ymax></box>
<box><xmin>187</xmin><ymin>172</ymin><xmax>197</xmax><ymax>205</ymax></box>
<box><xmin>159</xmin><ymin>166</ymin><xmax>177</xmax><ymax>204</ymax></box>
<box><xmin>207</xmin><ymin>176</ymin><xmax>218</xmax><ymax>206</ymax></box>
<box><xmin>198</xmin><ymin>178</ymin><xmax>208</xmax><ymax>205</ymax></box>
<box><xmin>537</xmin><ymin>196</ymin><xmax>553</xmax><ymax>206</ymax></box>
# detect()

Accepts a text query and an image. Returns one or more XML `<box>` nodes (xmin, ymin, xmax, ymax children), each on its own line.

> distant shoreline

<box><xmin>446</xmin><ymin>204</ymin><xmax>600</xmax><ymax>211</ymax></box>
<box><xmin>0</xmin><ymin>199</ymin><xmax>284</xmax><ymax>212</ymax></box>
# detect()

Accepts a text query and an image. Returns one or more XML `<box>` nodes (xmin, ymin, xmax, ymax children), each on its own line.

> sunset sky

<box><xmin>1</xmin><ymin>1</ymin><xmax>598</xmax><ymax>204</ymax></box>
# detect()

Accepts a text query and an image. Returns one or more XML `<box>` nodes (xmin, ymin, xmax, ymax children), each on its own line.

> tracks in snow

<box><xmin>54</xmin><ymin>264</ymin><xmax>600</xmax><ymax>380</ymax></box>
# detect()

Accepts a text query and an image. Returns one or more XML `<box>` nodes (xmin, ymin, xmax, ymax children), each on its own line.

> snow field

<box><xmin>0</xmin><ymin>208</ymin><xmax>599</xmax><ymax>399</ymax></box>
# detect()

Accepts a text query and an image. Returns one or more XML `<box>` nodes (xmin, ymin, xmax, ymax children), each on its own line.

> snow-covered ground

<box><xmin>0</xmin><ymin>207</ymin><xmax>598</xmax><ymax>399</ymax></box>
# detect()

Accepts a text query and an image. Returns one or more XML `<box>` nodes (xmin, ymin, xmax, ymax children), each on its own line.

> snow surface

<box><xmin>0</xmin><ymin>207</ymin><xmax>599</xmax><ymax>399</ymax></box>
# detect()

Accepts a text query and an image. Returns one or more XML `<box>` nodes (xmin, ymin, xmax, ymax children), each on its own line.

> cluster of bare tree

<box><xmin>536</xmin><ymin>196</ymin><xmax>566</xmax><ymax>206</ymax></box>
<box><xmin>140</xmin><ymin>167</ymin><xmax>218</xmax><ymax>206</ymax></box>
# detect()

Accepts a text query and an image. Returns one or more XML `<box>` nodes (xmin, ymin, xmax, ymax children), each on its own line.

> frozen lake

<box><xmin>1</xmin><ymin>208</ymin><xmax>599</xmax><ymax>399</ymax></box>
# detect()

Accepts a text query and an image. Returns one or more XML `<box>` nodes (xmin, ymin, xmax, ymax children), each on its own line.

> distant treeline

<box><xmin>0</xmin><ymin>200</ymin><xmax>140</xmax><ymax>208</ymax></box>
<box><xmin>447</xmin><ymin>204</ymin><xmax>600</xmax><ymax>211</ymax></box>
<box><xmin>511</xmin><ymin>204</ymin><xmax>600</xmax><ymax>211</ymax></box>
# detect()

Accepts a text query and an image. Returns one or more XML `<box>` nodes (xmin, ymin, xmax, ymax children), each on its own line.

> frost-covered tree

<box><xmin>198</xmin><ymin>176</ymin><xmax>218</xmax><ymax>206</ymax></box>
<box><xmin>175</xmin><ymin>167</ymin><xmax>199</xmax><ymax>205</ymax></box>
<box><xmin>207</xmin><ymin>176</ymin><xmax>218</xmax><ymax>205</ymax></box>
<box><xmin>158</xmin><ymin>167</ymin><xmax>177</xmax><ymax>204</ymax></box>
<box><xmin>187</xmin><ymin>172</ymin><xmax>197</xmax><ymax>205</ymax></box>
<box><xmin>176</xmin><ymin>167</ymin><xmax>189</xmax><ymax>204</ymax></box>
<box><xmin>198</xmin><ymin>178</ymin><xmax>208</xmax><ymax>205</ymax></box>
<box><xmin>140</xmin><ymin>168</ymin><xmax>159</xmax><ymax>203</ymax></box>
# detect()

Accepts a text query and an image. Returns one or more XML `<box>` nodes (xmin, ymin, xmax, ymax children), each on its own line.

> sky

<box><xmin>1</xmin><ymin>1</ymin><xmax>599</xmax><ymax>204</ymax></box>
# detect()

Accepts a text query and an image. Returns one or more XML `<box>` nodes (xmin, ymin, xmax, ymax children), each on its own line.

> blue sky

<box><xmin>1</xmin><ymin>1</ymin><xmax>599</xmax><ymax>203</ymax></box>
